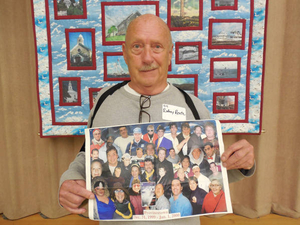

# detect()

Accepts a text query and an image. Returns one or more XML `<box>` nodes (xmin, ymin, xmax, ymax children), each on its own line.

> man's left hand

<box><xmin>221</xmin><ymin>139</ymin><xmax>254</xmax><ymax>170</ymax></box>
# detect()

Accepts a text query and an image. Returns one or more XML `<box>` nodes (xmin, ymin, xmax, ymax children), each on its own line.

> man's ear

<box><xmin>122</xmin><ymin>43</ymin><xmax>128</xmax><ymax>65</ymax></box>
<box><xmin>168</xmin><ymin>44</ymin><xmax>173</xmax><ymax>66</ymax></box>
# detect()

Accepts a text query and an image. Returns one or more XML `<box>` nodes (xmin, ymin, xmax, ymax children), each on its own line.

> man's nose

<box><xmin>141</xmin><ymin>45</ymin><xmax>154</xmax><ymax>64</ymax></box>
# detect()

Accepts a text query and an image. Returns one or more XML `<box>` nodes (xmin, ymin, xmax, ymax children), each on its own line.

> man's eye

<box><xmin>131</xmin><ymin>44</ymin><xmax>143</xmax><ymax>54</ymax></box>
<box><xmin>153</xmin><ymin>45</ymin><xmax>163</xmax><ymax>52</ymax></box>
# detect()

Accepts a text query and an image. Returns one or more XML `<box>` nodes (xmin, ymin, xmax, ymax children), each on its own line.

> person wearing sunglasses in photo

<box><xmin>142</xmin><ymin>124</ymin><xmax>158</xmax><ymax>144</ymax></box>
<box><xmin>59</xmin><ymin>14</ymin><xmax>255</xmax><ymax>225</ymax></box>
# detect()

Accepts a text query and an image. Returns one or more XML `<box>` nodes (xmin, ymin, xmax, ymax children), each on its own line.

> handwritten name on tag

<box><xmin>162</xmin><ymin>104</ymin><xmax>186</xmax><ymax>121</ymax></box>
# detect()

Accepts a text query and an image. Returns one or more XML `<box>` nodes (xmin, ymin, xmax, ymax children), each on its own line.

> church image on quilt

<box><xmin>70</xmin><ymin>34</ymin><xmax>93</xmax><ymax>67</ymax></box>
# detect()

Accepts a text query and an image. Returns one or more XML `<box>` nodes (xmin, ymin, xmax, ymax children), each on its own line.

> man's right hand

<box><xmin>59</xmin><ymin>180</ymin><xmax>94</xmax><ymax>214</ymax></box>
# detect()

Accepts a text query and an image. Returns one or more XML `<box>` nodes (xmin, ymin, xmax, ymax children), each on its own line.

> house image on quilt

<box><xmin>70</xmin><ymin>34</ymin><xmax>92</xmax><ymax>66</ymax></box>
<box><xmin>116</xmin><ymin>11</ymin><xmax>141</xmax><ymax>36</ymax></box>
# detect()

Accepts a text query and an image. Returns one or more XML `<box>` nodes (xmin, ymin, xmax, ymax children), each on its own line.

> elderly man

<box><xmin>59</xmin><ymin>14</ymin><xmax>255</xmax><ymax>224</ymax></box>
<box><xmin>169</xmin><ymin>179</ymin><xmax>193</xmax><ymax>217</ymax></box>
<box><xmin>126</xmin><ymin>127</ymin><xmax>148</xmax><ymax>156</ymax></box>
<box><xmin>90</xmin><ymin>129</ymin><xmax>105</xmax><ymax>152</ymax></box>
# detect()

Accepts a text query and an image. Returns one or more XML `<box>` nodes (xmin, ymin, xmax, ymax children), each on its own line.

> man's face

<box><xmin>169</xmin><ymin>149</ymin><xmax>175</xmax><ymax>157</ymax></box>
<box><xmin>158</xmin><ymin>150</ymin><xmax>166</xmax><ymax>162</ymax></box>
<box><xmin>157</xmin><ymin>129</ymin><xmax>164</xmax><ymax>138</ymax></box>
<box><xmin>204</xmin><ymin>145</ymin><xmax>214</xmax><ymax>157</ymax></box>
<box><xmin>170</xmin><ymin>125</ymin><xmax>177</xmax><ymax>135</ymax></box>
<box><xmin>93</xmin><ymin>130</ymin><xmax>101</xmax><ymax>141</ymax></box>
<box><xmin>107</xmin><ymin>136</ymin><xmax>113</xmax><ymax>147</ymax></box>
<box><xmin>155</xmin><ymin>184</ymin><xmax>164</xmax><ymax>198</ymax></box>
<box><xmin>91</xmin><ymin>150</ymin><xmax>99</xmax><ymax>160</ymax></box>
<box><xmin>122</xmin><ymin>15</ymin><xmax>173</xmax><ymax>94</ymax></box>
<box><xmin>144</xmin><ymin>161</ymin><xmax>154</xmax><ymax>173</ymax></box>
<box><xmin>115</xmin><ymin>189</ymin><xmax>125</xmax><ymax>203</ymax></box>
<box><xmin>194</xmin><ymin>127</ymin><xmax>202</xmax><ymax>136</ymax></box>
<box><xmin>119</xmin><ymin>127</ymin><xmax>128</xmax><ymax>138</ymax></box>
<box><xmin>146</xmin><ymin>145</ymin><xmax>155</xmax><ymax>156</ymax></box>
<box><xmin>192</xmin><ymin>148</ymin><xmax>201</xmax><ymax>160</ymax></box>
<box><xmin>134</xmin><ymin>132</ymin><xmax>142</xmax><ymax>142</ymax></box>
<box><xmin>192</xmin><ymin>167</ymin><xmax>200</xmax><ymax>178</ymax></box>
<box><xmin>205</xmin><ymin>126</ymin><xmax>215</xmax><ymax>139</ymax></box>
<box><xmin>182</xmin><ymin>127</ymin><xmax>190</xmax><ymax>136</ymax></box>
<box><xmin>136</xmin><ymin>149</ymin><xmax>143</xmax><ymax>158</ymax></box>
<box><xmin>91</xmin><ymin>162</ymin><xmax>102</xmax><ymax>178</ymax></box>
<box><xmin>107</xmin><ymin>150</ymin><xmax>118</xmax><ymax>166</ymax></box>
<box><xmin>171</xmin><ymin>179</ymin><xmax>182</xmax><ymax>197</ymax></box>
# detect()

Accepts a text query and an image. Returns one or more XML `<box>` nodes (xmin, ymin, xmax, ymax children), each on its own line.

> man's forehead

<box><xmin>172</xmin><ymin>180</ymin><xmax>180</xmax><ymax>185</ymax></box>
<box><xmin>125</xmin><ymin>15</ymin><xmax>171</xmax><ymax>44</ymax></box>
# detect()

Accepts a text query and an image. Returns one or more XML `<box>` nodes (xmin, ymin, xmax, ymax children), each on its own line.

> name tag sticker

<box><xmin>162</xmin><ymin>104</ymin><xmax>186</xmax><ymax>121</ymax></box>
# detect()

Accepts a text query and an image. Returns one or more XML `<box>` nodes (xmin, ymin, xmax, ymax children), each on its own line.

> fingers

<box><xmin>221</xmin><ymin>139</ymin><xmax>254</xmax><ymax>170</ymax></box>
<box><xmin>59</xmin><ymin>180</ymin><xmax>94</xmax><ymax>214</ymax></box>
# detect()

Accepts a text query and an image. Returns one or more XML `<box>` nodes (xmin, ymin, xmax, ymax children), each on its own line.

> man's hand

<box><xmin>221</xmin><ymin>139</ymin><xmax>254</xmax><ymax>170</ymax></box>
<box><xmin>59</xmin><ymin>180</ymin><xmax>94</xmax><ymax>214</ymax></box>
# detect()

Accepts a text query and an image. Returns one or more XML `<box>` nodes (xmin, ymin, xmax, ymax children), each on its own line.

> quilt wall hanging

<box><xmin>32</xmin><ymin>0</ymin><xmax>268</xmax><ymax>137</ymax></box>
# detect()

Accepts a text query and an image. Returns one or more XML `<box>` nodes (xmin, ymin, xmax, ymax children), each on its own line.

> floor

<box><xmin>1</xmin><ymin>213</ymin><xmax>299</xmax><ymax>225</ymax></box>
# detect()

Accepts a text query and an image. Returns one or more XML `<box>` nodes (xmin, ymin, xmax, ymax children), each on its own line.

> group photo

<box><xmin>85</xmin><ymin>120</ymin><xmax>231</xmax><ymax>220</ymax></box>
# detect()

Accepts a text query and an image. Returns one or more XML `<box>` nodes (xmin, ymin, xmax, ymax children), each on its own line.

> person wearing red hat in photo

<box><xmin>90</xmin><ymin>129</ymin><xmax>105</xmax><ymax>153</ymax></box>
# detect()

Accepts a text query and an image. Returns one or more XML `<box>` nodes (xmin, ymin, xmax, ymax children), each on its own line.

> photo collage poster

<box><xmin>85</xmin><ymin>119</ymin><xmax>232</xmax><ymax>221</ymax></box>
